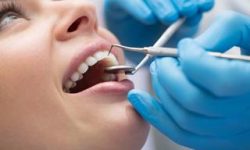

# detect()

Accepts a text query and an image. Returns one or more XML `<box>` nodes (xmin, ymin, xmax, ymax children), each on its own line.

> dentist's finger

<box><xmin>127</xmin><ymin>90</ymin><xmax>234</xmax><ymax>150</ymax></box>
<box><xmin>179</xmin><ymin>38</ymin><xmax>250</xmax><ymax>97</ymax></box>
<box><xmin>150</xmin><ymin>58</ymin><xmax>250</xmax><ymax>136</ymax></box>
<box><xmin>151</xmin><ymin>57</ymin><xmax>250</xmax><ymax>117</ymax></box>
<box><xmin>197</xmin><ymin>0</ymin><xmax>215</xmax><ymax>12</ymax></box>
<box><xmin>151</xmin><ymin>58</ymin><xmax>215</xmax><ymax>116</ymax></box>
<box><xmin>114</xmin><ymin>0</ymin><xmax>157</xmax><ymax>24</ymax></box>
<box><xmin>195</xmin><ymin>11</ymin><xmax>250</xmax><ymax>52</ymax></box>
<box><xmin>145</xmin><ymin>0</ymin><xmax>179</xmax><ymax>25</ymax></box>
<box><xmin>172</xmin><ymin>0</ymin><xmax>198</xmax><ymax>17</ymax></box>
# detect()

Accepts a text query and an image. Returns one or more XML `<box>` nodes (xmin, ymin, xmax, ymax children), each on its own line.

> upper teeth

<box><xmin>63</xmin><ymin>51</ymin><xmax>119</xmax><ymax>92</ymax></box>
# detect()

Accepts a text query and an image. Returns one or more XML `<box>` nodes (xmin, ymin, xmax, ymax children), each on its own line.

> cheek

<box><xmin>0</xmin><ymin>49</ymin><xmax>50</xmax><ymax>95</ymax></box>
<box><xmin>0</xmin><ymin>32</ymin><xmax>52</xmax><ymax>89</ymax></box>
<box><xmin>0</xmin><ymin>33</ymin><xmax>57</xmax><ymax>114</ymax></box>
<box><xmin>0</xmin><ymin>36</ymin><xmax>75</xmax><ymax>143</ymax></box>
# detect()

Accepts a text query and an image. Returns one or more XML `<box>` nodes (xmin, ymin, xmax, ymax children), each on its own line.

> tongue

<box><xmin>70</xmin><ymin>62</ymin><xmax>105</xmax><ymax>93</ymax></box>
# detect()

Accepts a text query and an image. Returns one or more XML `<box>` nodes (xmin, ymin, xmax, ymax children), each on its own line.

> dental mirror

<box><xmin>104</xmin><ymin>65</ymin><xmax>135</xmax><ymax>75</ymax></box>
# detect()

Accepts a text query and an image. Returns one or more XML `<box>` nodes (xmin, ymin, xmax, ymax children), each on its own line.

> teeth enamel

<box><xmin>86</xmin><ymin>56</ymin><xmax>97</xmax><ymax>66</ymax></box>
<box><xmin>64</xmin><ymin>51</ymin><xmax>120</xmax><ymax>92</ymax></box>
<box><xmin>107</xmin><ymin>53</ymin><xmax>119</xmax><ymax>65</ymax></box>
<box><xmin>94</xmin><ymin>51</ymin><xmax>107</xmax><ymax>61</ymax></box>
<box><xmin>78</xmin><ymin>63</ymin><xmax>89</xmax><ymax>74</ymax></box>
<box><xmin>102</xmin><ymin>74</ymin><xmax>116</xmax><ymax>82</ymax></box>
<box><xmin>63</xmin><ymin>88</ymin><xmax>70</xmax><ymax>93</ymax></box>
<box><xmin>72</xmin><ymin>82</ymin><xmax>77</xmax><ymax>88</ymax></box>
<box><xmin>103</xmin><ymin>51</ymin><xmax>109</xmax><ymax>56</ymax></box>
<box><xmin>71</xmin><ymin>72</ymin><xmax>81</xmax><ymax>82</ymax></box>
<box><xmin>65</xmin><ymin>80</ymin><xmax>74</xmax><ymax>89</ymax></box>
<box><xmin>79</xmin><ymin>74</ymin><xmax>83</xmax><ymax>80</ymax></box>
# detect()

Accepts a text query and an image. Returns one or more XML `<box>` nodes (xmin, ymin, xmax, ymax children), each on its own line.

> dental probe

<box><xmin>111</xmin><ymin>44</ymin><xmax>250</xmax><ymax>62</ymax></box>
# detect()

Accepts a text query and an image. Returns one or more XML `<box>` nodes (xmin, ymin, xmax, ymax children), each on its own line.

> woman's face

<box><xmin>0</xmin><ymin>0</ymin><xmax>149</xmax><ymax>149</ymax></box>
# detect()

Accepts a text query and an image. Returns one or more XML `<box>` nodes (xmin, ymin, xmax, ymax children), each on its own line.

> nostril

<box><xmin>67</xmin><ymin>16</ymin><xmax>89</xmax><ymax>33</ymax></box>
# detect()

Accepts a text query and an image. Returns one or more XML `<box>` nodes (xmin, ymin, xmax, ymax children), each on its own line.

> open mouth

<box><xmin>63</xmin><ymin>51</ymin><xmax>119</xmax><ymax>93</ymax></box>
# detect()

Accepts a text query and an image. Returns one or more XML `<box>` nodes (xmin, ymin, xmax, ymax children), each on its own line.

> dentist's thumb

<box><xmin>128</xmin><ymin>90</ymin><xmax>164</xmax><ymax>124</ymax></box>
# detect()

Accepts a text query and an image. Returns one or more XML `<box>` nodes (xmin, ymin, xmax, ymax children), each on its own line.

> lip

<box><xmin>63</xmin><ymin>38</ymin><xmax>121</xmax><ymax>85</ymax></box>
<box><xmin>74</xmin><ymin>79</ymin><xmax>134</xmax><ymax>96</ymax></box>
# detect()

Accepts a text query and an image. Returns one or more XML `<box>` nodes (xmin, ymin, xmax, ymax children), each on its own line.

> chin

<box><xmin>120</xmin><ymin>102</ymin><xmax>150</xmax><ymax>150</ymax></box>
<box><xmin>63</xmin><ymin>83</ymin><xmax>149</xmax><ymax>150</ymax></box>
<box><xmin>100</xmin><ymin>100</ymin><xmax>150</xmax><ymax>150</ymax></box>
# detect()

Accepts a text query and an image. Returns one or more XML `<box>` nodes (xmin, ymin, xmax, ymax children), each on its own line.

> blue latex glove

<box><xmin>128</xmin><ymin>11</ymin><xmax>250</xmax><ymax>150</ymax></box>
<box><xmin>104</xmin><ymin>0</ymin><xmax>214</xmax><ymax>47</ymax></box>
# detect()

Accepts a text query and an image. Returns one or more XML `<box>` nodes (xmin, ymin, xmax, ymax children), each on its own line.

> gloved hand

<box><xmin>128</xmin><ymin>11</ymin><xmax>250</xmax><ymax>150</ymax></box>
<box><xmin>104</xmin><ymin>0</ymin><xmax>214</xmax><ymax>47</ymax></box>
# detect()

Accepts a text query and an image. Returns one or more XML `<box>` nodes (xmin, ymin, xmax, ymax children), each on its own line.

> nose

<box><xmin>53</xmin><ymin>1</ymin><xmax>97</xmax><ymax>41</ymax></box>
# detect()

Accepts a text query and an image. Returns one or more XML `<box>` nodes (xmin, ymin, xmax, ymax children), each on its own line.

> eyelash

<box><xmin>0</xmin><ymin>1</ymin><xmax>25</xmax><ymax>30</ymax></box>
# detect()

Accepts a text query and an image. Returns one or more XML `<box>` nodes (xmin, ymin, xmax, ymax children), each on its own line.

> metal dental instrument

<box><xmin>105</xmin><ymin>18</ymin><xmax>186</xmax><ymax>75</ymax></box>
<box><xmin>105</xmin><ymin>46</ymin><xmax>250</xmax><ymax>76</ymax></box>
<box><xmin>106</xmin><ymin>44</ymin><xmax>250</xmax><ymax>65</ymax></box>
<box><xmin>105</xmin><ymin>17</ymin><xmax>250</xmax><ymax>75</ymax></box>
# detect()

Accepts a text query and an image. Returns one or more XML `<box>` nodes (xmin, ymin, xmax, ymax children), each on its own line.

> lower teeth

<box><xmin>102</xmin><ymin>74</ymin><xmax>117</xmax><ymax>82</ymax></box>
<box><xmin>65</xmin><ymin>74</ymin><xmax>117</xmax><ymax>93</ymax></box>
<box><xmin>64</xmin><ymin>55</ymin><xmax>119</xmax><ymax>93</ymax></box>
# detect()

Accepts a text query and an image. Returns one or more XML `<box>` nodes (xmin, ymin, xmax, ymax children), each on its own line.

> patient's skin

<box><xmin>0</xmin><ymin>0</ymin><xmax>149</xmax><ymax>149</ymax></box>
